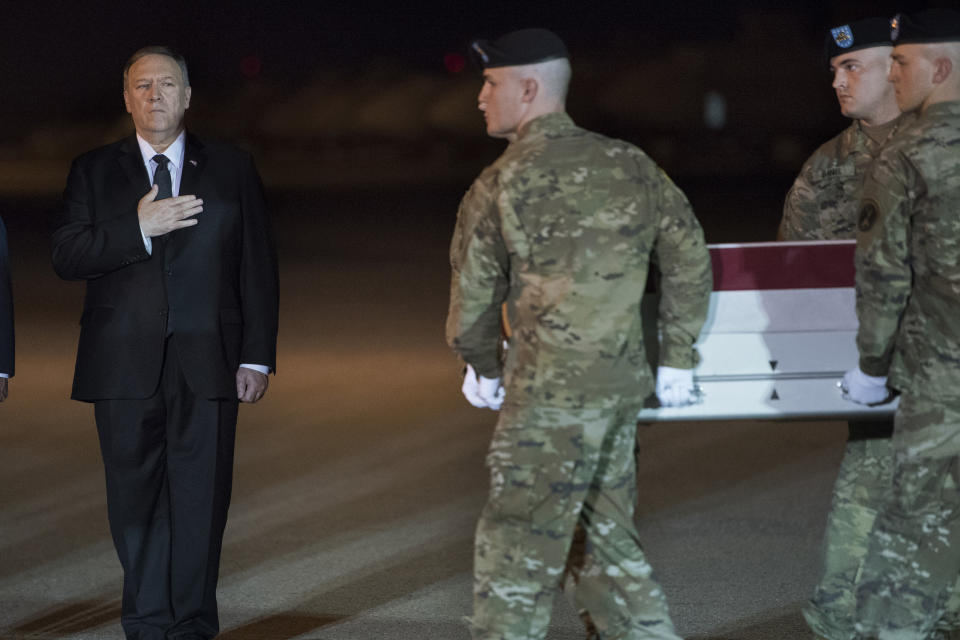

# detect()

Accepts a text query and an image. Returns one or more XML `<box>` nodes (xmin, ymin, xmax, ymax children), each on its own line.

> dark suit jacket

<box><xmin>52</xmin><ymin>133</ymin><xmax>278</xmax><ymax>401</ymax></box>
<box><xmin>0</xmin><ymin>216</ymin><xmax>13</xmax><ymax>377</ymax></box>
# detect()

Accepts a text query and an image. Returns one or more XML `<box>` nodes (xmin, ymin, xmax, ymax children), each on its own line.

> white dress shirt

<box><xmin>135</xmin><ymin>132</ymin><xmax>268</xmax><ymax>377</ymax></box>
<box><xmin>136</xmin><ymin>131</ymin><xmax>185</xmax><ymax>256</ymax></box>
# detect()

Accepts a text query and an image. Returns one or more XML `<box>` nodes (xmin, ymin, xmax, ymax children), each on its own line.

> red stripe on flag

<box><xmin>709</xmin><ymin>241</ymin><xmax>856</xmax><ymax>291</ymax></box>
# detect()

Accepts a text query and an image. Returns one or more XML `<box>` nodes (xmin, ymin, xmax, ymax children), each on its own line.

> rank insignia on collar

<box><xmin>831</xmin><ymin>25</ymin><xmax>854</xmax><ymax>48</ymax></box>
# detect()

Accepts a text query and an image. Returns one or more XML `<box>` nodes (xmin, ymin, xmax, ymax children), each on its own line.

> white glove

<box><xmin>462</xmin><ymin>365</ymin><xmax>485</xmax><ymax>408</ymax></box>
<box><xmin>477</xmin><ymin>373</ymin><xmax>505</xmax><ymax>410</ymax></box>
<box><xmin>840</xmin><ymin>367</ymin><xmax>891</xmax><ymax>405</ymax></box>
<box><xmin>656</xmin><ymin>366</ymin><xmax>696</xmax><ymax>407</ymax></box>
<box><xmin>462</xmin><ymin>364</ymin><xmax>505</xmax><ymax>410</ymax></box>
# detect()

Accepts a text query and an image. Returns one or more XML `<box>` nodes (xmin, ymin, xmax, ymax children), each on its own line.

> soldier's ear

<box><xmin>932</xmin><ymin>56</ymin><xmax>953</xmax><ymax>84</ymax></box>
<box><xmin>521</xmin><ymin>77</ymin><xmax>539</xmax><ymax>103</ymax></box>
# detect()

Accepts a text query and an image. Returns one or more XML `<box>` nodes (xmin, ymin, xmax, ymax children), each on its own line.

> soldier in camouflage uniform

<box><xmin>780</xmin><ymin>18</ymin><xmax>905</xmax><ymax>243</ymax></box>
<box><xmin>778</xmin><ymin>18</ymin><xmax>915</xmax><ymax>640</ymax></box>
<box><xmin>446</xmin><ymin>29</ymin><xmax>712</xmax><ymax>640</ymax></box>
<box><xmin>839</xmin><ymin>9</ymin><xmax>960</xmax><ymax>640</ymax></box>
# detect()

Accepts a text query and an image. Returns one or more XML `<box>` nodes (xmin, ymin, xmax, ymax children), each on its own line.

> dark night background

<box><xmin>0</xmin><ymin>0</ymin><xmax>951</xmax><ymax>249</ymax></box>
<box><xmin>3</xmin><ymin>3</ymin><xmax>959</xmax><ymax>639</ymax></box>
<box><xmin>3</xmin><ymin>3</ymin><xmax>957</xmax><ymax>378</ymax></box>
<box><xmin>0</xmin><ymin>0</ymin><xmax>952</xmax><ymax>200</ymax></box>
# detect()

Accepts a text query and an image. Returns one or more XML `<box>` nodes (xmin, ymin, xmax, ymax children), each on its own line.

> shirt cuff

<box><xmin>141</xmin><ymin>227</ymin><xmax>152</xmax><ymax>255</ymax></box>
<box><xmin>0</xmin><ymin>373</ymin><xmax>9</xmax><ymax>378</ymax></box>
<box><xmin>240</xmin><ymin>364</ymin><xmax>270</xmax><ymax>375</ymax></box>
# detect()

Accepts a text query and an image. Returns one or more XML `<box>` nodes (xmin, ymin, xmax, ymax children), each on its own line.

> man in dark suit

<box><xmin>0</xmin><ymin>215</ymin><xmax>13</xmax><ymax>402</ymax></box>
<box><xmin>52</xmin><ymin>46</ymin><xmax>278</xmax><ymax>640</ymax></box>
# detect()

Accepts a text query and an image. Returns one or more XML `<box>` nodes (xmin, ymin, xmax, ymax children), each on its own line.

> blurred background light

<box><xmin>443</xmin><ymin>52</ymin><xmax>466</xmax><ymax>74</ymax></box>
<box><xmin>241</xmin><ymin>55</ymin><xmax>262</xmax><ymax>79</ymax></box>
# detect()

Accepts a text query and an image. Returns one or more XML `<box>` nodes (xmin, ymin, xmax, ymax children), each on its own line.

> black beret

<box><xmin>892</xmin><ymin>9</ymin><xmax>960</xmax><ymax>44</ymax></box>
<box><xmin>824</xmin><ymin>17</ymin><xmax>893</xmax><ymax>64</ymax></box>
<box><xmin>469</xmin><ymin>28</ymin><xmax>569</xmax><ymax>70</ymax></box>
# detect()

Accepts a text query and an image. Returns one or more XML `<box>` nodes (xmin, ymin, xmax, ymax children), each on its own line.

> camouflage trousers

<box><xmin>854</xmin><ymin>395</ymin><xmax>960</xmax><ymax>640</ymax></box>
<box><xmin>468</xmin><ymin>402</ymin><xmax>681</xmax><ymax>640</ymax></box>
<box><xmin>803</xmin><ymin>422</ymin><xmax>896</xmax><ymax>640</ymax></box>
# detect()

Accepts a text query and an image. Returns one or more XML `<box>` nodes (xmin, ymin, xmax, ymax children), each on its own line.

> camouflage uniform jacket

<box><xmin>856</xmin><ymin>101</ymin><xmax>960</xmax><ymax>399</ymax></box>
<box><xmin>446</xmin><ymin>112</ymin><xmax>712</xmax><ymax>408</ymax></box>
<box><xmin>780</xmin><ymin>115</ymin><xmax>911</xmax><ymax>241</ymax></box>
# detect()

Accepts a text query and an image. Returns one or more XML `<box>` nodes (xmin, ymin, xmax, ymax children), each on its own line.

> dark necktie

<box><xmin>152</xmin><ymin>154</ymin><xmax>172</xmax><ymax>200</ymax></box>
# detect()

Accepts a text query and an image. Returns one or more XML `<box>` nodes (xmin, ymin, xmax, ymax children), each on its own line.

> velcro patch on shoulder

<box><xmin>858</xmin><ymin>201</ymin><xmax>879</xmax><ymax>232</ymax></box>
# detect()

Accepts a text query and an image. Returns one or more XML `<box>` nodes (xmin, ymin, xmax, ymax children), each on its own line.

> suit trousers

<box><xmin>95</xmin><ymin>336</ymin><xmax>238</xmax><ymax>640</ymax></box>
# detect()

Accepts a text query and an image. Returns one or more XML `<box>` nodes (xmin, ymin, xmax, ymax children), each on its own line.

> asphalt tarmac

<box><xmin>0</xmin><ymin>187</ymin><xmax>843</xmax><ymax>639</ymax></box>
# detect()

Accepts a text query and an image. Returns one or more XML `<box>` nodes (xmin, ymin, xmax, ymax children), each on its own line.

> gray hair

<box><xmin>123</xmin><ymin>46</ymin><xmax>190</xmax><ymax>88</ymax></box>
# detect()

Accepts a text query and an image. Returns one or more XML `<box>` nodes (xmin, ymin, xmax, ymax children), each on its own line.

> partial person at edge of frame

<box><xmin>840</xmin><ymin>9</ymin><xmax>960</xmax><ymax>640</ymax></box>
<box><xmin>0</xmin><ymin>215</ymin><xmax>13</xmax><ymax>402</ymax></box>
<box><xmin>775</xmin><ymin>14</ymin><xmax>960</xmax><ymax>640</ymax></box>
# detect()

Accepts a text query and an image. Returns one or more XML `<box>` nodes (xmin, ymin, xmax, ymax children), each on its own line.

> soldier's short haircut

<box><xmin>920</xmin><ymin>42</ymin><xmax>960</xmax><ymax>78</ymax></box>
<box><xmin>942</xmin><ymin>42</ymin><xmax>960</xmax><ymax>66</ymax></box>
<box><xmin>122</xmin><ymin>46</ymin><xmax>190</xmax><ymax>88</ymax></box>
<box><xmin>517</xmin><ymin>58</ymin><xmax>572</xmax><ymax>104</ymax></box>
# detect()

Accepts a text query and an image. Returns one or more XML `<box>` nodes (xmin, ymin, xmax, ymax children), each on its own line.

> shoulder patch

<box><xmin>858</xmin><ymin>201</ymin><xmax>879</xmax><ymax>232</ymax></box>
